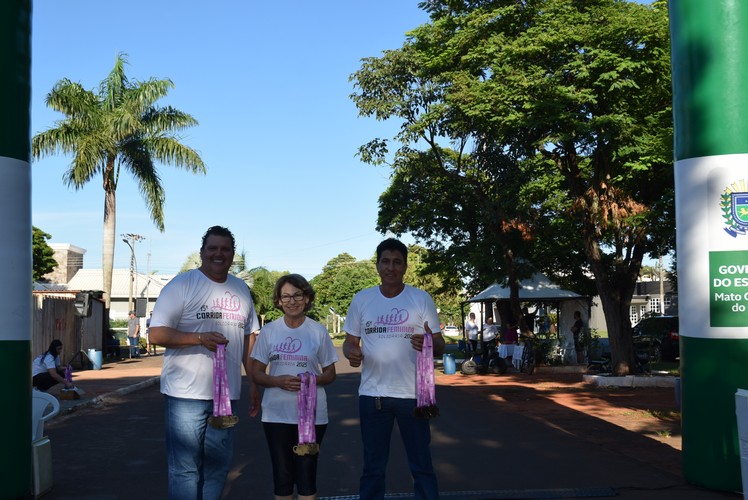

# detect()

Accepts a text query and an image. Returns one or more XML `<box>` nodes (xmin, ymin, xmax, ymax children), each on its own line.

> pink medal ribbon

<box><xmin>415</xmin><ymin>333</ymin><xmax>439</xmax><ymax>419</ymax></box>
<box><xmin>294</xmin><ymin>372</ymin><xmax>319</xmax><ymax>455</ymax></box>
<box><xmin>209</xmin><ymin>344</ymin><xmax>238</xmax><ymax>428</ymax></box>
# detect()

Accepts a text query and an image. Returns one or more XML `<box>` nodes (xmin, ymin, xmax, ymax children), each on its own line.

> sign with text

<box><xmin>710</xmin><ymin>250</ymin><xmax>748</xmax><ymax>326</ymax></box>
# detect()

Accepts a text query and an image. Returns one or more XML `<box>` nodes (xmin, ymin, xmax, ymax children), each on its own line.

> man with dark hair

<box><xmin>149</xmin><ymin>225</ymin><xmax>260</xmax><ymax>500</ymax></box>
<box><xmin>127</xmin><ymin>310</ymin><xmax>140</xmax><ymax>358</ymax></box>
<box><xmin>343</xmin><ymin>237</ymin><xmax>445</xmax><ymax>500</ymax></box>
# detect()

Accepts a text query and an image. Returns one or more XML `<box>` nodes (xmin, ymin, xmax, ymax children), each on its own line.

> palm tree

<box><xmin>33</xmin><ymin>53</ymin><xmax>206</xmax><ymax>308</ymax></box>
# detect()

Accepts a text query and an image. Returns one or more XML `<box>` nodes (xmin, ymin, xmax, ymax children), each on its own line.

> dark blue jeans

<box><xmin>358</xmin><ymin>396</ymin><xmax>438</xmax><ymax>500</ymax></box>
<box><xmin>164</xmin><ymin>395</ymin><xmax>235</xmax><ymax>500</ymax></box>
<box><xmin>128</xmin><ymin>336</ymin><xmax>140</xmax><ymax>357</ymax></box>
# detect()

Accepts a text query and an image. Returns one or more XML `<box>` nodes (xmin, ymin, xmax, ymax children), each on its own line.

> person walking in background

<box><xmin>571</xmin><ymin>310</ymin><xmax>586</xmax><ymax>364</ymax></box>
<box><xmin>32</xmin><ymin>339</ymin><xmax>74</xmax><ymax>392</ymax></box>
<box><xmin>251</xmin><ymin>274</ymin><xmax>338</xmax><ymax>500</ymax></box>
<box><xmin>127</xmin><ymin>310</ymin><xmax>141</xmax><ymax>358</ymax></box>
<box><xmin>465</xmin><ymin>312</ymin><xmax>479</xmax><ymax>352</ymax></box>
<box><xmin>342</xmin><ymin>238</ymin><xmax>445</xmax><ymax>500</ymax></box>
<box><xmin>149</xmin><ymin>225</ymin><xmax>261</xmax><ymax>500</ymax></box>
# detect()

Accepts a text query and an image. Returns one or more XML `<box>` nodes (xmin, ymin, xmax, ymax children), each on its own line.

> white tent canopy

<box><xmin>466</xmin><ymin>273</ymin><xmax>583</xmax><ymax>302</ymax></box>
<box><xmin>464</xmin><ymin>273</ymin><xmax>589</xmax><ymax>364</ymax></box>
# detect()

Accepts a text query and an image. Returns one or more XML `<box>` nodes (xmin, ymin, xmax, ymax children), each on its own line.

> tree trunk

<box><xmin>102</xmin><ymin>187</ymin><xmax>116</xmax><ymax>310</ymax></box>
<box><xmin>586</xmin><ymin>241</ymin><xmax>645</xmax><ymax>375</ymax></box>
<box><xmin>596</xmin><ymin>288</ymin><xmax>634</xmax><ymax>375</ymax></box>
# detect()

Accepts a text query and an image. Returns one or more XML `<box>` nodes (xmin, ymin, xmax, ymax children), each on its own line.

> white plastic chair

<box><xmin>32</xmin><ymin>391</ymin><xmax>60</xmax><ymax>441</ymax></box>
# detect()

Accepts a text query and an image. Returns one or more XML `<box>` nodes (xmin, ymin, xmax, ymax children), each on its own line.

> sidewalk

<box><xmin>48</xmin><ymin>352</ymin><xmax>164</xmax><ymax>415</ymax></box>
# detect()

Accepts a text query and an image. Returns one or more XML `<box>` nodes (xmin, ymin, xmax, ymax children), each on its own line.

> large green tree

<box><xmin>352</xmin><ymin>0</ymin><xmax>673</xmax><ymax>374</ymax></box>
<box><xmin>310</xmin><ymin>247</ymin><xmax>463</xmax><ymax>330</ymax></box>
<box><xmin>310</xmin><ymin>253</ymin><xmax>380</xmax><ymax>322</ymax></box>
<box><xmin>33</xmin><ymin>53</ymin><xmax>206</xmax><ymax>308</ymax></box>
<box><xmin>405</xmin><ymin>245</ymin><xmax>463</xmax><ymax>325</ymax></box>
<box><xmin>32</xmin><ymin>226</ymin><xmax>57</xmax><ymax>281</ymax></box>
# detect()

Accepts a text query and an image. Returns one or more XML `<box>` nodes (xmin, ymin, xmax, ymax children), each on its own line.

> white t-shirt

<box><xmin>251</xmin><ymin>316</ymin><xmax>338</xmax><ymax>425</ymax></box>
<box><xmin>483</xmin><ymin>324</ymin><xmax>498</xmax><ymax>342</ymax></box>
<box><xmin>32</xmin><ymin>353</ymin><xmax>59</xmax><ymax>377</ymax></box>
<box><xmin>465</xmin><ymin>319</ymin><xmax>479</xmax><ymax>341</ymax></box>
<box><xmin>343</xmin><ymin>285</ymin><xmax>441</xmax><ymax>399</ymax></box>
<box><xmin>150</xmin><ymin>269</ymin><xmax>260</xmax><ymax>400</ymax></box>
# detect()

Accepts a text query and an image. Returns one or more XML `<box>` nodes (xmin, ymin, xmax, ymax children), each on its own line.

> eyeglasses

<box><xmin>280</xmin><ymin>292</ymin><xmax>305</xmax><ymax>304</ymax></box>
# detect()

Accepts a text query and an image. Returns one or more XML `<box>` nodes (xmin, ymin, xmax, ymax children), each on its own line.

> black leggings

<box><xmin>262</xmin><ymin>422</ymin><xmax>327</xmax><ymax>496</ymax></box>
<box><xmin>33</xmin><ymin>372</ymin><xmax>59</xmax><ymax>391</ymax></box>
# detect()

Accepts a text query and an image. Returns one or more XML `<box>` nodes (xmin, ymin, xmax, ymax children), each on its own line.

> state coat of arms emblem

<box><xmin>722</xmin><ymin>182</ymin><xmax>748</xmax><ymax>237</ymax></box>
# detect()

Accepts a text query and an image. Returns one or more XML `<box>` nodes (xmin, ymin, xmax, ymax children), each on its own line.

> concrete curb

<box><xmin>583</xmin><ymin>374</ymin><xmax>677</xmax><ymax>388</ymax></box>
<box><xmin>58</xmin><ymin>376</ymin><xmax>161</xmax><ymax>417</ymax></box>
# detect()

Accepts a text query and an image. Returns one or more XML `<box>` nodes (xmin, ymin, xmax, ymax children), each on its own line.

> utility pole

<box><xmin>121</xmin><ymin>233</ymin><xmax>144</xmax><ymax>312</ymax></box>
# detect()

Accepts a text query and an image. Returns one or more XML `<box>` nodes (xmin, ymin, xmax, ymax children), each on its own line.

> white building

<box><xmin>66</xmin><ymin>268</ymin><xmax>175</xmax><ymax>320</ymax></box>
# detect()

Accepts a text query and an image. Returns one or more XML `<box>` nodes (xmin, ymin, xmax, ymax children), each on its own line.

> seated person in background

<box><xmin>32</xmin><ymin>339</ymin><xmax>74</xmax><ymax>392</ymax></box>
<box><xmin>503</xmin><ymin>323</ymin><xmax>519</xmax><ymax>344</ymax></box>
<box><xmin>105</xmin><ymin>329</ymin><xmax>120</xmax><ymax>358</ymax></box>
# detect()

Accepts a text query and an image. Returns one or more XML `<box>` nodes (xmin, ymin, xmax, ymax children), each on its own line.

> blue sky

<box><xmin>31</xmin><ymin>1</ymin><xmax>657</xmax><ymax>280</ymax></box>
<box><xmin>31</xmin><ymin>1</ymin><xmax>430</xmax><ymax>278</ymax></box>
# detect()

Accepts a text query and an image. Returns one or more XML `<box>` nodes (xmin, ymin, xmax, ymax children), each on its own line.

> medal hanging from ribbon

<box><xmin>209</xmin><ymin>344</ymin><xmax>239</xmax><ymax>429</ymax></box>
<box><xmin>293</xmin><ymin>372</ymin><xmax>319</xmax><ymax>456</ymax></box>
<box><xmin>414</xmin><ymin>333</ymin><xmax>439</xmax><ymax>419</ymax></box>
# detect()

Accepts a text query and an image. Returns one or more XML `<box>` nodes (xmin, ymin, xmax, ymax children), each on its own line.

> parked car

<box><xmin>442</xmin><ymin>325</ymin><xmax>461</xmax><ymax>339</ymax></box>
<box><xmin>632</xmin><ymin>315</ymin><xmax>679</xmax><ymax>362</ymax></box>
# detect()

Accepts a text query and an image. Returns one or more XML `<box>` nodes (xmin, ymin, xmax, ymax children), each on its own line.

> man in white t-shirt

<box><xmin>343</xmin><ymin>238</ymin><xmax>445</xmax><ymax>500</ymax></box>
<box><xmin>149</xmin><ymin>226</ymin><xmax>260</xmax><ymax>500</ymax></box>
<box><xmin>482</xmin><ymin>316</ymin><xmax>499</xmax><ymax>343</ymax></box>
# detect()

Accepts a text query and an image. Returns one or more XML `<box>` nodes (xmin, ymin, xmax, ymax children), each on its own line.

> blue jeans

<box><xmin>128</xmin><ymin>336</ymin><xmax>139</xmax><ymax>357</ymax></box>
<box><xmin>164</xmin><ymin>395</ymin><xmax>236</xmax><ymax>500</ymax></box>
<box><xmin>359</xmin><ymin>396</ymin><xmax>438</xmax><ymax>500</ymax></box>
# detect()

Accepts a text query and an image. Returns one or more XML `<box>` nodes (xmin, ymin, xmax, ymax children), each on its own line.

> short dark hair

<box><xmin>376</xmin><ymin>238</ymin><xmax>408</xmax><ymax>263</ymax></box>
<box><xmin>201</xmin><ymin>226</ymin><xmax>236</xmax><ymax>251</ymax></box>
<box><xmin>273</xmin><ymin>274</ymin><xmax>315</xmax><ymax>312</ymax></box>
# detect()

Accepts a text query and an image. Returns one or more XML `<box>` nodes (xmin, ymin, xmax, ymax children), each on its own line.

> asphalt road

<box><xmin>42</xmin><ymin>361</ymin><xmax>741</xmax><ymax>500</ymax></box>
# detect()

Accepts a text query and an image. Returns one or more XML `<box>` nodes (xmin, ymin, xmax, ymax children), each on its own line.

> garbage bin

<box><xmin>87</xmin><ymin>349</ymin><xmax>102</xmax><ymax>370</ymax></box>
<box><xmin>442</xmin><ymin>353</ymin><xmax>456</xmax><ymax>375</ymax></box>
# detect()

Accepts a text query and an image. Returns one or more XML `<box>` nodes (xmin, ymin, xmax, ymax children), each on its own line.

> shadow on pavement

<box><xmin>43</xmin><ymin>371</ymin><xmax>740</xmax><ymax>500</ymax></box>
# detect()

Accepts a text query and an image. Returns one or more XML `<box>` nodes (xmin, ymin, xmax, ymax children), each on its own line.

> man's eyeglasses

<box><xmin>280</xmin><ymin>292</ymin><xmax>305</xmax><ymax>304</ymax></box>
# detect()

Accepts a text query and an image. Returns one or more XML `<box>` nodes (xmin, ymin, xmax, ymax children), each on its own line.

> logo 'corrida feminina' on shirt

<box><xmin>269</xmin><ymin>337</ymin><xmax>308</xmax><ymax>368</ymax></box>
<box><xmin>364</xmin><ymin>308</ymin><xmax>416</xmax><ymax>335</ymax></box>
<box><xmin>195</xmin><ymin>292</ymin><xmax>247</xmax><ymax>328</ymax></box>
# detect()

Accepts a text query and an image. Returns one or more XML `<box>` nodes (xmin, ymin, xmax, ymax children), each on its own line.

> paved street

<box><xmin>39</xmin><ymin>351</ymin><xmax>741</xmax><ymax>500</ymax></box>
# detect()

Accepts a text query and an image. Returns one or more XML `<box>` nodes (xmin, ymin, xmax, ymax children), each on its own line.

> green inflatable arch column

<box><xmin>0</xmin><ymin>1</ymin><xmax>33</xmax><ymax>498</ymax></box>
<box><xmin>671</xmin><ymin>0</ymin><xmax>748</xmax><ymax>492</ymax></box>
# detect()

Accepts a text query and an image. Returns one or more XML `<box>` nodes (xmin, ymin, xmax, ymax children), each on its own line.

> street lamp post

<box><xmin>121</xmin><ymin>233</ymin><xmax>144</xmax><ymax>313</ymax></box>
